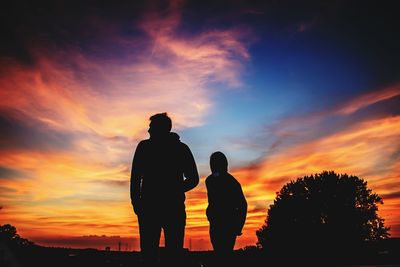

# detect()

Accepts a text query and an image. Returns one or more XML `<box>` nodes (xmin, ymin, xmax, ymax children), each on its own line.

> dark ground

<box><xmin>1</xmin><ymin>239</ymin><xmax>400</xmax><ymax>267</ymax></box>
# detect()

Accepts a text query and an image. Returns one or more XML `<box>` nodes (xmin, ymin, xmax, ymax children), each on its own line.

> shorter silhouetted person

<box><xmin>206</xmin><ymin>151</ymin><xmax>247</xmax><ymax>260</ymax></box>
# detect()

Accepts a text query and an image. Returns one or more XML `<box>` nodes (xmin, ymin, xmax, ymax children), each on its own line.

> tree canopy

<box><xmin>257</xmin><ymin>171</ymin><xmax>389</xmax><ymax>255</ymax></box>
<box><xmin>0</xmin><ymin>224</ymin><xmax>34</xmax><ymax>246</ymax></box>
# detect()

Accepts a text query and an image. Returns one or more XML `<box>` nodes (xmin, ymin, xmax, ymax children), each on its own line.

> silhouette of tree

<box><xmin>0</xmin><ymin>224</ymin><xmax>34</xmax><ymax>246</ymax></box>
<box><xmin>256</xmin><ymin>171</ymin><xmax>389</xmax><ymax>261</ymax></box>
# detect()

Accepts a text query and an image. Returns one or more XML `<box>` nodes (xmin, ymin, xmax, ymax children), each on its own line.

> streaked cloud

<box><xmin>1</xmin><ymin>0</ymin><xmax>399</xmax><ymax>252</ymax></box>
<box><xmin>229</xmin><ymin>86</ymin><xmax>400</xmax><ymax>246</ymax></box>
<box><xmin>0</xmin><ymin>0</ymin><xmax>250</xmax><ymax>251</ymax></box>
<box><xmin>336</xmin><ymin>85</ymin><xmax>400</xmax><ymax>115</ymax></box>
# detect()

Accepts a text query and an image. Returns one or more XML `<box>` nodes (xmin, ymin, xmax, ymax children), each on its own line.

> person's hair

<box><xmin>210</xmin><ymin>151</ymin><xmax>228</xmax><ymax>173</ymax></box>
<box><xmin>149</xmin><ymin>112</ymin><xmax>172</xmax><ymax>133</ymax></box>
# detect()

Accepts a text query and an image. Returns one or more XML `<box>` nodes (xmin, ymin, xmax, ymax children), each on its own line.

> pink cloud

<box><xmin>336</xmin><ymin>84</ymin><xmax>400</xmax><ymax>115</ymax></box>
<box><xmin>230</xmin><ymin>87</ymin><xmax>400</xmax><ymax>239</ymax></box>
<box><xmin>0</xmin><ymin>0</ymin><xmax>251</xmax><ymax>251</ymax></box>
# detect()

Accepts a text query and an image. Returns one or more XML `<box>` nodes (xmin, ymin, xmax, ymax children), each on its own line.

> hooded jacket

<box><xmin>131</xmin><ymin>132</ymin><xmax>199</xmax><ymax>210</ymax></box>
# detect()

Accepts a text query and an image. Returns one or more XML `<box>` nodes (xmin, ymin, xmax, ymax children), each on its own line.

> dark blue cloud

<box><xmin>0</xmin><ymin>110</ymin><xmax>74</xmax><ymax>152</ymax></box>
<box><xmin>0</xmin><ymin>166</ymin><xmax>30</xmax><ymax>179</ymax></box>
<box><xmin>382</xmin><ymin>191</ymin><xmax>400</xmax><ymax>201</ymax></box>
<box><xmin>231</xmin><ymin>93</ymin><xmax>400</xmax><ymax>160</ymax></box>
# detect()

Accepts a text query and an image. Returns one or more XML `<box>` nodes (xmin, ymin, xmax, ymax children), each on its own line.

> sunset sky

<box><xmin>1</xmin><ymin>0</ymin><xmax>399</xmax><ymax>251</ymax></box>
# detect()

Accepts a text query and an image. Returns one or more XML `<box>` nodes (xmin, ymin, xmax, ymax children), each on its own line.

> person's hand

<box><xmin>132</xmin><ymin>201</ymin><xmax>142</xmax><ymax>215</ymax></box>
<box><xmin>236</xmin><ymin>225</ymin><xmax>243</xmax><ymax>236</ymax></box>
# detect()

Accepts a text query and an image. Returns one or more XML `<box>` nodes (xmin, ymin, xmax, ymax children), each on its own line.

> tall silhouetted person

<box><xmin>206</xmin><ymin>152</ymin><xmax>247</xmax><ymax>261</ymax></box>
<box><xmin>130</xmin><ymin>113</ymin><xmax>199</xmax><ymax>266</ymax></box>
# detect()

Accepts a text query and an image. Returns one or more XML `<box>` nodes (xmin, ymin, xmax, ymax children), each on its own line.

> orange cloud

<box><xmin>0</xmin><ymin>0</ymin><xmax>250</xmax><ymax>251</ymax></box>
<box><xmin>1</xmin><ymin>1</ymin><xmax>399</xmax><ymax>251</ymax></box>
<box><xmin>336</xmin><ymin>84</ymin><xmax>400</xmax><ymax>115</ymax></box>
<box><xmin>190</xmin><ymin>111</ymin><xmax>400</xmax><ymax>248</ymax></box>
<box><xmin>229</xmin><ymin>94</ymin><xmax>400</xmax><ymax>246</ymax></box>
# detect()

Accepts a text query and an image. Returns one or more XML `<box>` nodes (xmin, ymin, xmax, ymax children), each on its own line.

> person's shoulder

<box><xmin>205</xmin><ymin>174</ymin><xmax>214</xmax><ymax>186</ymax></box>
<box><xmin>138</xmin><ymin>139</ymin><xmax>150</xmax><ymax>146</ymax></box>
<box><xmin>227</xmin><ymin>172</ymin><xmax>241</xmax><ymax>186</ymax></box>
<box><xmin>179</xmin><ymin>141</ymin><xmax>193</xmax><ymax>155</ymax></box>
<box><xmin>178</xmin><ymin>140</ymin><xmax>190</xmax><ymax>149</ymax></box>
<box><xmin>136</xmin><ymin>139</ymin><xmax>150</xmax><ymax>150</ymax></box>
<box><xmin>168</xmin><ymin>132</ymin><xmax>187</xmax><ymax>148</ymax></box>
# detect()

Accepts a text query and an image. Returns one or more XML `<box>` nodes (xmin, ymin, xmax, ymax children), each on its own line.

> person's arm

<box><xmin>235</xmin><ymin>182</ymin><xmax>247</xmax><ymax>235</ymax></box>
<box><xmin>182</xmin><ymin>144</ymin><xmax>199</xmax><ymax>192</ymax></box>
<box><xmin>205</xmin><ymin>178</ymin><xmax>213</xmax><ymax>222</ymax></box>
<box><xmin>130</xmin><ymin>141</ymin><xmax>144</xmax><ymax>215</ymax></box>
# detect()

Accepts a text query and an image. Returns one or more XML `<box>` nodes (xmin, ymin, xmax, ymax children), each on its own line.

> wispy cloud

<box><xmin>0</xmin><ymin>0</ymin><xmax>250</xmax><ymax>250</ymax></box>
<box><xmin>2</xmin><ymin>0</ymin><xmax>399</xmax><ymax>251</ymax></box>
<box><xmin>336</xmin><ymin>85</ymin><xmax>400</xmax><ymax>115</ymax></box>
<box><xmin>229</xmin><ymin>86</ymin><xmax>400</xmax><ymax>245</ymax></box>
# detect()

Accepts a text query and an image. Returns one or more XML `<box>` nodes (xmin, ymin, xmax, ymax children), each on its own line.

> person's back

<box><xmin>206</xmin><ymin>152</ymin><xmax>247</xmax><ymax>257</ymax></box>
<box><xmin>130</xmin><ymin>113</ymin><xmax>199</xmax><ymax>266</ymax></box>
<box><xmin>206</xmin><ymin>172</ymin><xmax>244</xmax><ymax>226</ymax></box>
<box><xmin>137</xmin><ymin>132</ymin><xmax>194</xmax><ymax>209</ymax></box>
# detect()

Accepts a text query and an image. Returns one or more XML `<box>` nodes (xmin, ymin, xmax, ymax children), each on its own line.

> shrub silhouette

<box><xmin>0</xmin><ymin>224</ymin><xmax>34</xmax><ymax>246</ymax></box>
<box><xmin>256</xmin><ymin>171</ymin><xmax>389</xmax><ymax>261</ymax></box>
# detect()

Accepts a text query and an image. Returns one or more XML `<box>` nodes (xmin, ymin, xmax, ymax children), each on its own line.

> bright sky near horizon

<box><xmin>1</xmin><ymin>0</ymin><xmax>399</xmax><ymax>251</ymax></box>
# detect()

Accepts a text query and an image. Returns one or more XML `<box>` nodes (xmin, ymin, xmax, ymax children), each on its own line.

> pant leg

<box><xmin>210</xmin><ymin>223</ymin><xmax>237</xmax><ymax>253</ymax></box>
<box><xmin>163</xmin><ymin>207</ymin><xmax>186</xmax><ymax>266</ymax></box>
<box><xmin>138</xmin><ymin>212</ymin><xmax>162</xmax><ymax>265</ymax></box>
<box><xmin>209</xmin><ymin>223</ymin><xmax>237</xmax><ymax>267</ymax></box>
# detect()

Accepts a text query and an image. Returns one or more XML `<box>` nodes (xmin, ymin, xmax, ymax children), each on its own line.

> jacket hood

<box><xmin>169</xmin><ymin>132</ymin><xmax>180</xmax><ymax>141</ymax></box>
<box><xmin>149</xmin><ymin>132</ymin><xmax>180</xmax><ymax>143</ymax></box>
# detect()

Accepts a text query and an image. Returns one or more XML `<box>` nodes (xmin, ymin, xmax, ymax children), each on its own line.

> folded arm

<box><xmin>182</xmin><ymin>144</ymin><xmax>199</xmax><ymax>192</ymax></box>
<box><xmin>235</xmin><ymin>184</ymin><xmax>248</xmax><ymax>235</ymax></box>
<box><xmin>130</xmin><ymin>142</ymin><xmax>144</xmax><ymax>215</ymax></box>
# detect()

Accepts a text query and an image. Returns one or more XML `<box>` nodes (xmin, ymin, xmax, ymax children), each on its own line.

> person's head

<box><xmin>148</xmin><ymin>112</ymin><xmax>172</xmax><ymax>138</ymax></box>
<box><xmin>210</xmin><ymin>151</ymin><xmax>228</xmax><ymax>174</ymax></box>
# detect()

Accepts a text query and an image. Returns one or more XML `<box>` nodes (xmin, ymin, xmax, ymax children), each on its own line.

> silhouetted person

<box><xmin>206</xmin><ymin>152</ymin><xmax>247</xmax><ymax>262</ymax></box>
<box><xmin>130</xmin><ymin>113</ymin><xmax>199</xmax><ymax>266</ymax></box>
